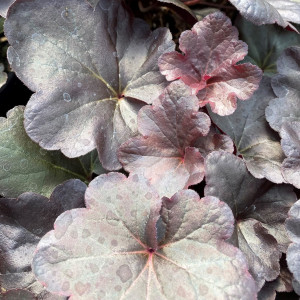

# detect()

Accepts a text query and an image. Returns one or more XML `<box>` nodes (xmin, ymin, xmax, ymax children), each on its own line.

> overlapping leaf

<box><xmin>0</xmin><ymin>179</ymin><xmax>86</xmax><ymax>299</ymax></box>
<box><xmin>159</xmin><ymin>11</ymin><xmax>262</xmax><ymax>116</ymax></box>
<box><xmin>209</xmin><ymin>77</ymin><xmax>286</xmax><ymax>183</ymax></box>
<box><xmin>229</xmin><ymin>0</ymin><xmax>300</xmax><ymax>30</ymax></box>
<box><xmin>4</xmin><ymin>0</ymin><xmax>174</xmax><ymax>170</ymax></box>
<box><xmin>0</xmin><ymin>289</ymin><xmax>36</xmax><ymax>300</ymax></box>
<box><xmin>119</xmin><ymin>82</ymin><xmax>210</xmax><ymax>197</ymax></box>
<box><xmin>280</xmin><ymin>121</ymin><xmax>300</xmax><ymax>188</ymax></box>
<box><xmin>0</xmin><ymin>0</ymin><xmax>14</xmax><ymax>18</ymax></box>
<box><xmin>32</xmin><ymin>172</ymin><xmax>256</xmax><ymax>299</ymax></box>
<box><xmin>286</xmin><ymin>200</ymin><xmax>300</xmax><ymax>295</ymax></box>
<box><xmin>235</xmin><ymin>16</ymin><xmax>300</xmax><ymax>74</ymax></box>
<box><xmin>266</xmin><ymin>47</ymin><xmax>300</xmax><ymax>132</ymax></box>
<box><xmin>205</xmin><ymin>151</ymin><xmax>297</xmax><ymax>290</ymax></box>
<box><xmin>0</xmin><ymin>106</ymin><xmax>104</xmax><ymax>198</ymax></box>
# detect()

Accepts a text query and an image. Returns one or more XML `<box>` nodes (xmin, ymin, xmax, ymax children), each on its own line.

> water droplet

<box><xmin>2</xmin><ymin>163</ymin><xmax>11</xmax><ymax>172</ymax></box>
<box><xmin>75</xmin><ymin>282</ymin><xmax>90</xmax><ymax>296</ymax></box>
<box><xmin>82</xmin><ymin>229</ymin><xmax>91</xmax><ymax>238</ymax></box>
<box><xmin>89</xmin><ymin>263</ymin><xmax>99</xmax><ymax>273</ymax></box>
<box><xmin>106</xmin><ymin>210</ymin><xmax>119</xmax><ymax>226</ymax></box>
<box><xmin>145</xmin><ymin>192</ymin><xmax>152</xmax><ymax>200</ymax></box>
<box><xmin>77</xmin><ymin>82</ymin><xmax>82</xmax><ymax>88</ymax></box>
<box><xmin>31</xmin><ymin>33</ymin><xmax>45</xmax><ymax>47</ymax></box>
<box><xmin>62</xmin><ymin>281</ymin><xmax>70</xmax><ymax>291</ymax></box>
<box><xmin>111</xmin><ymin>239</ymin><xmax>118</xmax><ymax>247</ymax></box>
<box><xmin>63</xmin><ymin>93</ymin><xmax>72</xmax><ymax>102</ymax></box>
<box><xmin>116</xmin><ymin>265</ymin><xmax>133</xmax><ymax>283</ymax></box>
<box><xmin>114</xmin><ymin>285</ymin><xmax>122</xmax><ymax>292</ymax></box>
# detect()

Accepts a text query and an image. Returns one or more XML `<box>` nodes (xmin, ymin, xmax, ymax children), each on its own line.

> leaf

<box><xmin>0</xmin><ymin>289</ymin><xmax>36</xmax><ymax>300</ymax></box>
<box><xmin>0</xmin><ymin>63</ymin><xmax>7</xmax><ymax>88</ymax></box>
<box><xmin>266</xmin><ymin>46</ymin><xmax>300</xmax><ymax>133</ymax></box>
<box><xmin>156</xmin><ymin>0</ymin><xmax>197</xmax><ymax>24</ymax></box>
<box><xmin>235</xmin><ymin>16</ymin><xmax>300</xmax><ymax>74</ymax></box>
<box><xmin>4</xmin><ymin>0</ymin><xmax>175</xmax><ymax>170</ymax></box>
<box><xmin>280</xmin><ymin>121</ymin><xmax>300</xmax><ymax>189</ymax></box>
<box><xmin>192</xmin><ymin>125</ymin><xmax>234</xmax><ymax>157</ymax></box>
<box><xmin>229</xmin><ymin>0</ymin><xmax>300</xmax><ymax>30</ymax></box>
<box><xmin>208</xmin><ymin>77</ymin><xmax>286</xmax><ymax>183</ymax></box>
<box><xmin>32</xmin><ymin>173</ymin><xmax>256</xmax><ymax>299</ymax></box>
<box><xmin>0</xmin><ymin>106</ymin><xmax>104</xmax><ymax>198</ymax></box>
<box><xmin>158</xmin><ymin>11</ymin><xmax>262</xmax><ymax>116</ymax></box>
<box><xmin>205</xmin><ymin>151</ymin><xmax>297</xmax><ymax>289</ymax></box>
<box><xmin>286</xmin><ymin>200</ymin><xmax>300</xmax><ymax>293</ymax></box>
<box><xmin>0</xmin><ymin>179</ymin><xmax>86</xmax><ymax>299</ymax></box>
<box><xmin>0</xmin><ymin>0</ymin><xmax>15</xmax><ymax>18</ymax></box>
<box><xmin>119</xmin><ymin>82</ymin><xmax>210</xmax><ymax>198</ymax></box>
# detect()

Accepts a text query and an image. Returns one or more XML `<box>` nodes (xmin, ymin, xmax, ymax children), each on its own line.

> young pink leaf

<box><xmin>0</xmin><ymin>179</ymin><xmax>86</xmax><ymax>299</ymax></box>
<box><xmin>159</xmin><ymin>11</ymin><xmax>262</xmax><ymax>116</ymax></box>
<box><xmin>205</xmin><ymin>151</ymin><xmax>297</xmax><ymax>290</ymax></box>
<box><xmin>4</xmin><ymin>0</ymin><xmax>174</xmax><ymax>170</ymax></box>
<box><xmin>119</xmin><ymin>82</ymin><xmax>210</xmax><ymax>197</ymax></box>
<box><xmin>229</xmin><ymin>0</ymin><xmax>300</xmax><ymax>30</ymax></box>
<box><xmin>286</xmin><ymin>200</ymin><xmax>300</xmax><ymax>293</ymax></box>
<box><xmin>209</xmin><ymin>77</ymin><xmax>286</xmax><ymax>184</ymax></box>
<box><xmin>0</xmin><ymin>0</ymin><xmax>14</xmax><ymax>17</ymax></box>
<box><xmin>32</xmin><ymin>173</ymin><xmax>256</xmax><ymax>299</ymax></box>
<box><xmin>280</xmin><ymin>121</ymin><xmax>300</xmax><ymax>189</ymax></box>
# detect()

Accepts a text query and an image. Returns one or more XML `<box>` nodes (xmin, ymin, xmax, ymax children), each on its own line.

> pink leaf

<box><xmin>159</xmin><ymin>12</ymin><xmax>262</xmax><ymax>115</ymax></box>
<box><xmin>119</xmin><ymin>82</ymin><xmax>210</xmax><ymax>197</ymax></box>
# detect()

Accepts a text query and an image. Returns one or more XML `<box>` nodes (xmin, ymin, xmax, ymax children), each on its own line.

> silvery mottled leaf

<box><xmin>205</xmin><ymin>151</ymin><xmax>297</xmax><ymax>289</ymax></box>
<box><xmin>4</xmin><ymin>0</ymin><xmax>174</xmax><ymax>170</ymax></box>
<box><xmin>0</xmin><ymin>0</ymin><xmax>14</xmax><ymax>18</ymax></box>
<box><xmin>0</xmin><ymin>106</ymin><xmax>104</xmax><ymax>198</ymax></box>
<box><xmin>0</xmin><ymin>64</ymin><xmax>7</xmax><ymax>88</ymax></box>
<box><xmin>286</xmin><ymin>200</ymin><xmax>300</xmax><ymax>293</ymax></box>
<box><xmin>229</xmin><ymin>0</ymin><xmax>300</xmax><ymax>29</ymax></box>
<box><xmin>235</xmin><ymin>16</ymin><xmax>300</xmax><ymax>74</ymax></box>
<box><xmin>293</xmin><ymin>279</ymin><xmax>300</xmax><ymax>295</ymax></box>
<box><xmin>209</xmin><ymin>77</ymin><xmax>285</xmax><ymax>183</ymax></box>
<box><xmin>280</xmin><ymin>121</ymin><xmax>300</xmax><ymax>188</ymax></box>
<box><xmin>0</xmin><ymin>179</ymin><xmax>85</xmax><ymax>299</ymax></box>
<box><xmin>32</xmin><ymin>173</ymin><xmax>256</xmax><ymax>299</ymax></box>
<box><xmin>119</xmin><ymin>82</ymin><xmax>210</xmax><ymax>198</ymax></box>
<box><xmin>266</xmin><ymin>47</ymin><xmax>300</xmax><ymax>133</ymax></box>
<box><xmin>159</xmin><ymin>11</ymin><xmax>262</xmax><ymax>116</ymax></box>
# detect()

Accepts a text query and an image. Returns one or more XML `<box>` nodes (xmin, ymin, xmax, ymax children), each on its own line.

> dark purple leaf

<box><xmin>4</xmin><ymin>0</ymin><xmax>174</xmax><ymax>170</ymax></box>
<box><xmin>119</xmin><ymin>82</ymin><xmax>210</xmax><ymax>197</ymax></box>
<box><xmin>280</xmin><ymin>121</ymin><xmax>300</xmax><ymax>189</ymax></box>
<box><xmin>159</xmin><ymin>11</ymin><xmax>262</xmax><ymax>115</ymax></box>
<box><xmin>0</xmin><ymin>106</ymin><xmax>103</xmax><ymax>198</ymax></box>
<box><xmin>32</xmin><ymin>173</ymin><xmax>256</xmax><ymax>299</ymax></box>
<box><xmin>209</xmin><ymin>77</ymin><xmax>286</xmax><ymax>183</ymax></box>
<box><xmin>0</xmin><ymin>179</ymin><xmax>86</xmax><ymax>299</ymax></box>
<box><xmin>229</xmin><ymin>0</ymin><xmax>300</xmax><ymax>30</ymax></box>
<box><xmin>266</xmin><ymin>47</ymin><xmax>300</xmax><ymax>133</ymax></box>
<box><xmin>0</xmin><ymin>0</ymin><xmax>14</xmax><ymax>18</ymax></box>
<box><xmin>205</xmin><ymin>151</ymin><xmax>297</xmax><ymax>290</ymax></box>
<box><xmin>286</xmin><ymin>200</ymin><xmax>300</xmax><ymax>290</ymax></box>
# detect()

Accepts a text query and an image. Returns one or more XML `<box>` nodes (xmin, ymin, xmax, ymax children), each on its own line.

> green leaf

<box><xmin>0</xmin><ymin>106</ymin><xmax>105</xmax><ymax>197</ymax></box>
<box><xmin>235</xmin><ymin>16</ymin><xmax>300</xmax><ymax>74</ymax></box>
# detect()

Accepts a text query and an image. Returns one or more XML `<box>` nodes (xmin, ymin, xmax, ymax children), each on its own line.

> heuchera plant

<box><xmin>0</xmin><ymin>0</ymin><xmax>300</xmax><ymax>299</ymax></box>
